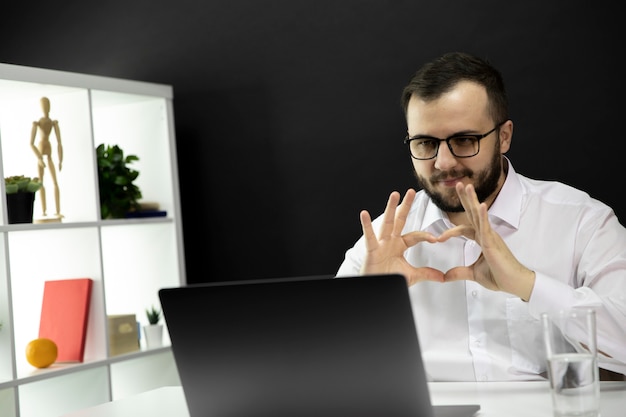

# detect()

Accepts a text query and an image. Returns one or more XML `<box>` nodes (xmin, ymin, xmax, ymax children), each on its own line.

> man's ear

<box><xmin>499</xmin><ymin>120</ymin><xmax>513</xmax><ymax>153</ymax></box>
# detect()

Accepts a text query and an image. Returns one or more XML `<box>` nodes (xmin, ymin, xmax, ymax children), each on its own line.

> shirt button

<box><xmin>479</xmin><ymin>375</ymin><xmax>488</xmax><ymax>382</ymax></box>
<box><xmin>472</xmin><ymin>290</ymin><xmax>478</xmax><ymax>297</ymax></box>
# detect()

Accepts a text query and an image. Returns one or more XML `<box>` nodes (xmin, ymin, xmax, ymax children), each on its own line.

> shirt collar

<box><xmin>488</xmin><ymin>157</ymin><xmax>521</xmax><ymax>229</ymax></box>
<box><xmin>421</xmin><ymin>157</ymin><xmax>522</xmax><ymax>231</ymax></box>
<box><xmin>422</xmin><ymin>197</ymin><xmax>445</xmax><ymax>231</ymax></box>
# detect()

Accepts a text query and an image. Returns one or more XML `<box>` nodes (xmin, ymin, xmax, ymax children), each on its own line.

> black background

<box><xmin>1</xmin><ymin>1</ymin><xmax>621</xmax><ymax>283</ymax></box>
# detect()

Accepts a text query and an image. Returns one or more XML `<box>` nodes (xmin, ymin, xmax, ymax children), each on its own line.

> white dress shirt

<box><xmin>336</xmin><ymin>161</ymin><xmax>626</xmax><ymax>381</ymax></box>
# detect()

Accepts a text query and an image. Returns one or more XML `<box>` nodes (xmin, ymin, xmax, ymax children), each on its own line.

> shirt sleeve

<box><xmin>527</xmin><ymin>211</ymin><xmax>626</xmax><ymax>376</ymax></box>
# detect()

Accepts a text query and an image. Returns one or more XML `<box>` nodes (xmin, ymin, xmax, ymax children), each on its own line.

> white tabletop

<box><xmin>63</xmin><ymin>381</ymin><xmax>626</xmax><ymax>417</ymax></box>
<box><xmin>430</xmin><ymin>380</ymin><xmax>626</xmax><ymax>416</ymax></box>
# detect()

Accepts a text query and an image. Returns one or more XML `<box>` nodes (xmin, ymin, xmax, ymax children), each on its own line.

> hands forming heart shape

<box><xmin>359</xmin><ymin>183</ymin><xmax>535</xmax><ymax>301</ymax></box>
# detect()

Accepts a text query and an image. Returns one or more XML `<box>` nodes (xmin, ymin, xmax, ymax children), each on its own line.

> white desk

<box><xmin>63</xmin><ymin>381</ymin><xmax>626</xmax><ymax>417</ymax></box>
<box><xmin>430</xmin><ymin>381</ymin><xmax>626</xmax><ymax>416</ymax></box>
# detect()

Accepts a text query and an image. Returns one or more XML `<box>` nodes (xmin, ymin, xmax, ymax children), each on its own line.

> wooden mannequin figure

<box><xmin>30</xmin><ymin>96</ymin><xmax>63</xmax><ymax>221</ymax></box>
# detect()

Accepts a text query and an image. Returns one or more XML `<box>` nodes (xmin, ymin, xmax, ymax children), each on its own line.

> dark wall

<box><xmin>1</xmin><ymin>2</ymin><xmax>622</xmax><ymax>283</ymax></box>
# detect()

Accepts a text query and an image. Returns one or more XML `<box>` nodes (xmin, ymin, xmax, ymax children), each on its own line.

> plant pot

<box><xmin>143</xmin><ymin>324</ymin><xmax>163</xmax><ymax>348</ymax></box>
<box><xmin>6</xmin><ymin>192</ymin><xmax>35</xmax><ymax>224</ymax></box>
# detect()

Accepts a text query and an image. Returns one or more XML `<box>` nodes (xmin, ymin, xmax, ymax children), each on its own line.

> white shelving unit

<box><xmin>0</xmin><ymin>63</ymin><xmax>185</xmax><ymax>417</ymax></box>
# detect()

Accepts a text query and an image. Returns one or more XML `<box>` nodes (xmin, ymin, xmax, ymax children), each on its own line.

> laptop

<box><xmin>159</xmin><ymin>274</ymin><xmax>480</xmax><ymax>417</ymax></box>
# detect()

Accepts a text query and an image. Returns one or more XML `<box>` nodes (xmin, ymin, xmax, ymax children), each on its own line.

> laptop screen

<box><xmin>159</xmin><ymin>274</ymin><xmax>433</xmax><ymax>417</ymax></box>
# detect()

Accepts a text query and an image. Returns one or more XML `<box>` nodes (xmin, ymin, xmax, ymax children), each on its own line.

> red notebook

<box><xmin>39</xmin><ymin>278</ymin><xmax>93</xmax><ymax>362</ymax></box>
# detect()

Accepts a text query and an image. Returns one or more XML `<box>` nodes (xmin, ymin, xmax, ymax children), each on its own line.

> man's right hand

<box><xmin>359</xmin><ymin>189</ymin><xmax>444</xmax><ymax>286</ymax></box>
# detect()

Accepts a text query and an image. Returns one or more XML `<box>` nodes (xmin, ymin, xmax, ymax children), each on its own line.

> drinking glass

<box><xmin>541</xmin><ymin>309</ymin><xmax>600</xmax><ymax>417</ymax></box>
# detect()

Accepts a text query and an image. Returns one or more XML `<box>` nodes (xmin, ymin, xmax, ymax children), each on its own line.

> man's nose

<box><xmin>433</xmin><ymin>142</ymin><xmax>457</xmax><ymax>170</ymax></box>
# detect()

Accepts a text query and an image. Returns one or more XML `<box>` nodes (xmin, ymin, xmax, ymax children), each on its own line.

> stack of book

<box><xmin>125</xmin><ymin>201</ymin><xmax>167</xmax><ymax>218</ymax></box>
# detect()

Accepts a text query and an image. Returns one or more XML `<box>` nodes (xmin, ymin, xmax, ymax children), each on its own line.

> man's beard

<box><xmin>414</xmin><ymin>150</ymin><xmax>503</xmax><ymax>213</ymax></box>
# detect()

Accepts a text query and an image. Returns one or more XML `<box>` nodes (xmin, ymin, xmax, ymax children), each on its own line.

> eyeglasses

<box><xmin>404</xmin><ymin>122</ymin><xmax>504</xmax><ymax>160</ymax></box>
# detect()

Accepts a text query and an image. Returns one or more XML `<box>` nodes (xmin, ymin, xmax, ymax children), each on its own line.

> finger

<box><xmin>460</xmin><ymin>183</ymin><xmax>491</xmax><ymax>239</ymax></box>
<box><xmin>442</xmin><ymin>266</ymin><xmax>475</xmax><ymax>283</ymax></box>
<box><xmin>378</xmin><ymin>191</ymin><xmax>401</xmax><ymax>240</ymax></box>
<box><xmin>393</xmin><ymin>189</ymin><xmax>417</xmax><ymax>236</ymax></box>
<box><xmin>402</xmin><ymin>230</ymin><xmax>438</xmax><ymax>247</ymax></box>
<box><xmin>359</xmin><ymin>210</ymin><xmax>378</xmax><ymax>252</ymax></box>
<box><xmin>466</xmin><ymin>185</ymin><xmax>482</xmax><ymax>225</ymax></box>
<box><xmin>456</xmin><ymin>183</ymin><xmax>474</xmax><ymax>219</ymax></box>
<box><xmin>437</xmin><ymin>225</ymin><xmax>475</xmax><ymax>242</ymax></box>
<box><xmin>477</xmin><ymin>201</ymin><xmax>490</xmax><ymax>235</ymax></box>
<box><xmin>456</xmin><ymin>183</ymin><xmax>480</xmax><ymax>225</ymax></box>
<box><xmin>474</xmin><ymin>201</ymin><xmax>492</xmax><ymax>246</ymax></box>
<box><xmin>406</xmin><ymin>267</ymin><xmax>445</xmax><ymax>286</ymax></box>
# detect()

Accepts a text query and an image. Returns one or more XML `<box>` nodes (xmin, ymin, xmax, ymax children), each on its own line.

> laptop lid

<box><xmin>159</xmin><ymin>274</ymin><xmax>479</xmax><ymax>417</ymax></box>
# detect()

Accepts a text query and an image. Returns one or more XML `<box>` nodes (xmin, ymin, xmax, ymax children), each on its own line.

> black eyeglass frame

<box><xmin>403</xmin><ymin>121</ymin><xmax>506</xmax><ymax>160</ymax></box>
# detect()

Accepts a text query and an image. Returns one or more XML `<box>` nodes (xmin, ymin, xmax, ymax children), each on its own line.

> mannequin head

<box><xmin>40</xmin><ymin>97</ymin><xmax>50</xmax><ymax>114</ymax></box>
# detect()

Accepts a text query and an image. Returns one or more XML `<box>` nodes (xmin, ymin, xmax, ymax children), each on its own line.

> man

<box><xmin>337</xmin><ymin>52</ymin><xmax>626</xmax><ymax>381</ymax></box>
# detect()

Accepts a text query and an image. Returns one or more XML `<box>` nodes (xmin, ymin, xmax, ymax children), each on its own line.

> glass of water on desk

<box><xmin>541</xmin><ymin>309</ymin><xmax>600</xmax><ymax>417</ymax></box>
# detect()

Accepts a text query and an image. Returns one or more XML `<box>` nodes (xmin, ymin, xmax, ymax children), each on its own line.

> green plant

<box><xmin>145</xmin><ymin>305</ymin><xmax>162</xmax><ymax>325</ymax></box>
<box><xmin>96</xmin><ymin>144</ymin><xmax>142</xmax><ymax>219</ymax></box>
<box><xmin>5</xmin><ymin>175</ymin><xmax>42</xmax><ymax>194</ymax></box>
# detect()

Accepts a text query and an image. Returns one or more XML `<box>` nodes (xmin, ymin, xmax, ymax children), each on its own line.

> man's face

<box><xmin>405</xmin><ymin>81</ymin><xmax>511</xmax><ymax>213</ymax></box>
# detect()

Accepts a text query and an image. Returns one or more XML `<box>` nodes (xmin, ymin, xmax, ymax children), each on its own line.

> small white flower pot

<box><xmin>143</xmin><ymin>324</ymin><xmax>163</xmax><ymax>348</ymax></box>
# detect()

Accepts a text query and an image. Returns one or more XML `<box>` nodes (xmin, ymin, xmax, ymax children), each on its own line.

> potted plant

<box><xmin>5</xmin><ymin>175</ymin><xmax>42</xmax><ymax>224</ymax></box>
<box><xmin>96</xmin><ymin>144</ymin><xmax>142</xmax><ymax>219</ymax></box>
<box><xmin>146</xmin><ymin>305</ymin><xmax>162</xmax><ymax>325</ymax></box>
<box><xmin>143</xmin><ymin>305</ymin><xmax>163</xmax><ymax>348</ymax></box>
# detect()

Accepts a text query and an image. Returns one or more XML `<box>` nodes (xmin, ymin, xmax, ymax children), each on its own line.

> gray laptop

<box><xmin>159</xmin><ymin>274</ymin><xmax>480</xmax><ymax>417</ymax></box>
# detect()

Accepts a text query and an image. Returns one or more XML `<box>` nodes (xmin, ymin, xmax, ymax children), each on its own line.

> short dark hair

<box><xmin>401</xmin><ymin>52</ymin><xmax>508</xmax><ymax>124</ymax></box>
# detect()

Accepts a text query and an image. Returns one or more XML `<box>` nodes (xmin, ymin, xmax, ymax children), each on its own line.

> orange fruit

<box><xmin>25</xmin><ymin>338</ymin><xmax>58</xmax><ymax>368</ymax></box>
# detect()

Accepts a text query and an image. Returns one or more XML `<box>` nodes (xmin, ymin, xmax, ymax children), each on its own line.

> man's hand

<box><xmin>439</xmin><ymin>183</ymin><xmax>536</xmax><ymax>301</ymax></box>
<box><xmin>359</xmin><ymin>185</ymin><xmax>536</xmax><ymax>300</ymax></box>
<box><xmin>360</xmin><ymin>189</ymin><xmax>444</xmax><ymax>286</ymax></box>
